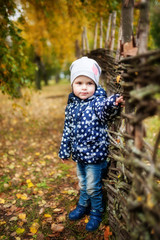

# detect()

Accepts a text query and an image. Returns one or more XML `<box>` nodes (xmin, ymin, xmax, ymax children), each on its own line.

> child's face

<box><xmin>72</xmin><ymin>76</ymin><xmax>96</xmax><ymax>100</ymax></box>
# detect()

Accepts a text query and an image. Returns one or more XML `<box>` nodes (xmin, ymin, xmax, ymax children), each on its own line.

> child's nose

<box><xmin>82</xmin><ymin>84</ymin><xmax>87</xmax><ymax>89</ymax></box>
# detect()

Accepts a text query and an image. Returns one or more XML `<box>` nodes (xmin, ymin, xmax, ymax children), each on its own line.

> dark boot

<box><xmin>69</xmin><ymin>204</ymin><xmax>90</xmax><ymax>221</ymax></box>
<box><xmin>86</xmin><ymin>209</ymin><xmax>102</xmax><ymax>231</ymax></box>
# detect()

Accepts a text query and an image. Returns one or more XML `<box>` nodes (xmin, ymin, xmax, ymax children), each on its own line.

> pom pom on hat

<box><xmin>70</xmin><ymin>57</ymin><xmax>101</xmax><ymax>86</ymax></box>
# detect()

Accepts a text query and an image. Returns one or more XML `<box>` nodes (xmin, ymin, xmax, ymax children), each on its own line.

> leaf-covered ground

<box><xmin>0</xmin><ymin>83</ymin><xmax>109</xmax><ymax>240</ymax></box>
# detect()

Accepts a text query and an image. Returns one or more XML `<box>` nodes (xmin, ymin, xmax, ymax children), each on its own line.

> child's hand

<box><xmin>115</xmin><ymin>96</ymin><xmax>125</xmax><ymax>107</ymax></box>
<box><xmin>61</xmin><ymin>159</ymin><xmax>68</xmax><ymax>163</ymax></box>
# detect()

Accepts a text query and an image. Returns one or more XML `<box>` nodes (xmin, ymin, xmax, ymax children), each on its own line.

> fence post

<box><xmin>121</xmin><ymin>0</ymin><xmax>134</xmax><ymax>135</ymax></box>
<box><xmin>135</xmin><ymin>0</ymin><xmax>149</xmax><ymax>149</ymax></box>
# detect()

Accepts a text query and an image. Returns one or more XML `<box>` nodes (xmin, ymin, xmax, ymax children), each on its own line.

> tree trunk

<box><xmin>34</xmin><ymin>55</ymin><xmax>43</xmax><ymax>90</ymax></box>
<box><xmin>121</xmin><ymin>0</ymin><xmax>134</xmax><ymax>44</ymax></box>
<box><xmin>110</xmin><ymin>11</ymin><xmax>117</xmax><ymax>51</ymax></box>
<box><xmin>93</xmin><ymin>22</ymin><xmax>98</xmax><ymax>50</ymax></box>
<box><xmin>105</xmin><ymin>13</ymin><xmax>112</xmax><ymax>48</ymax></box>
<box><xmin>121</xmin><ymin>0</ymin><xmax>135</xmax><ymax>134</ymax></box>
<box><xmin>100</xmin><ymin>17</ymin><xmax>103</xmax><ymax>48</ymax></box>
<box><xmin>75</xmin><ymin>39</ymin><xmax>81</xmax><ymax>58</ymax></box>
<box><xmin>137</xmin><ymin>0</ymin><xmax>149</xmax><ymax>55</ymax></box>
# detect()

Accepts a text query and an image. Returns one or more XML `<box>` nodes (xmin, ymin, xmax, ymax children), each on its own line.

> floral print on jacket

<box><xmin>59</xmin><ymin>86</ymin><xmax>120</xmax><ymax>164</ymax></box>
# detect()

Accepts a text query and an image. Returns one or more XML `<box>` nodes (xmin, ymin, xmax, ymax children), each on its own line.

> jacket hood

<box><xmin>68</xmin><ymin>85</ymin><xmax>107</xmax><ymax>104</ymax></box>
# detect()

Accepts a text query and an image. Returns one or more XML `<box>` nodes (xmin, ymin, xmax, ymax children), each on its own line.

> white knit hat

<box><xmin>70</xmin><ymin>57</ymin><xmax>101</xmax><ymax>86</ymax></box>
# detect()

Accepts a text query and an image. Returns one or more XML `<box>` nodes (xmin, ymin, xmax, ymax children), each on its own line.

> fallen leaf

<box><xmin>37</xmin><ymin>233</ymin><xmax>44</xmax><ymax>240</ymax></box>
<box><xmin>30</xmin><ymin>222</ymin><xmax>40</xmax><ymax>234</ymax></box>
<box><xmin>26</xmin><ymin>179</ymin><xmax>34</xmax><ymax>188</ymax></box>
<box><xmin>18</xmin><ymin>221</ymin><xmax>24</xmax><ymax>227</ymax></box>
<box><xmin>0</xmin><ymin>220</ymin><xmax>6</xmax><ymax>225</ymax></box>
<box><xmin>39</xmin><ymin>208</ymin><xmax>44</xmax><ymax>215</ymax></box>
<box><xmin>84</xmin><ymin>217</ymin><xmax>89</xmax><ymax>223</ymax></box>
<box><xmin>51</xmin><ymin>223</ymin><xmax>64</xmax><ymax>232</ymax></box>
<box><xmin>53</xmin><ymin>208</ymin><xmax>62</xmax><ymax>213</ymax></box>
<box><xmin>18</xmin><ymin>213</ymin><xmax>26</xmax><ymax>220</ymax></box>
<box><xmin>0</xmin><ymin>198</ymin><xmax>5</xmax><ymax>204</ymax></box>
<box><xmin>56</xmin><ymin>213</ymin><xmax>66</xmax><ymax>223</ymax></box>
<box><xmin>16</xmin><ymin>193</ymin><xmax>28</xmax><ymax>200</ymax></box>
<box><xmin>35</xmin><ymin>152</ymin><xmax>40</xmax><ymax>156</ymax></box>
<box><xmin>116</xmin><ymin>75</ymin><xmax>121</xmax><ymax>83</ymax></box>
<box><xmin>9</xmin><ymin>216</ymin><xmax>18</xmax><ymax>221</ymax></box>
<box><xmin>104</xmin><ymin>226</ymin><xmax>112</xmax><ymax>240</ymax></box>
<box><xmin>44</xmin><ymin>214</ymin><xmax>52</xmax><ymax>218</ymax></box>
<box><xmin>16</xmin><ymin>228</ymin><xmax>25</xmax><ymax>235</ymax></box>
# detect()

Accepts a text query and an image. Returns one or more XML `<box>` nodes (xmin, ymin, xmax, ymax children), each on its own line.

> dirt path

<box><xmin>0</xmin><ymin>83</ymin><xmax>108</xmax><ymax>239</ymax></box>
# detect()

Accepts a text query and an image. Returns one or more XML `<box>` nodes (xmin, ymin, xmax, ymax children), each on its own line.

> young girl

<box><xmin>59</xmin><ymin>57</ymin><xmax>124</xmax><ymax>231</ymax></box>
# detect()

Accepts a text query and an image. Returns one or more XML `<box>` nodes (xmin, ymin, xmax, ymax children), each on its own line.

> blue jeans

<box><xmin>77</xmin><ymin>161</ymin><xmax>107</xmax><ymax>212</ymax></box>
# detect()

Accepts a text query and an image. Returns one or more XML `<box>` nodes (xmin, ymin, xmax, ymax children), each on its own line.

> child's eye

<box><xmin>76</xmin><ymin>82</ymin><xmax>82</xmax><ymax>85</ymax></box>
<box><xmin>88</xmin><ymin>82</ymin><xmax>93</xmax><ymax>85</ymax></box>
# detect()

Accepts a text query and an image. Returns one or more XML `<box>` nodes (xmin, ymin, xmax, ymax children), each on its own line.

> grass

<box><xmin>144</xmin><ymin>114</ymin><xmax>160</xmax><ymax>159</ymax></box>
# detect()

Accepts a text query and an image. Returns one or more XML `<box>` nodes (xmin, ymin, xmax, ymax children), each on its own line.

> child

<box><xmin>59</xmin><ymin>57</ymin><xmax>124</xmax><ymax>231</ymax></box>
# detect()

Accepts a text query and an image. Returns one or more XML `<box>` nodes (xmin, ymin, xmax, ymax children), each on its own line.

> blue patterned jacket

<box><xmin>59</xmin><ymin>86</ymin><xmax>120</xmax><ymax>164</ymax></box>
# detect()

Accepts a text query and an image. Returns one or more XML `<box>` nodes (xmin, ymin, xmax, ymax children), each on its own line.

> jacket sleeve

<box><xmin>59</xmin><ymin>105</ymin><xmax>71</xmax><ymax>159</ymax></box>
<box><xmin>94</xmin><ymin>94</ymin><xmax>121</xmax><ymax>123</ymax></box>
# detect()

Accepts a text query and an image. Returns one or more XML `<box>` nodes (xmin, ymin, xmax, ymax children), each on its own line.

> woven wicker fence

<box><xmin>87</xmin><ymin>49</ymin><xmax>160</xmax><ymax>240</ymax></box>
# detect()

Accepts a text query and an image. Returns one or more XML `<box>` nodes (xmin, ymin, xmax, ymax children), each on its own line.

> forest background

<box><xmin>1</xmin><ymin>0</ymin><xmax>160</xmax><ymax>98</ymax></box>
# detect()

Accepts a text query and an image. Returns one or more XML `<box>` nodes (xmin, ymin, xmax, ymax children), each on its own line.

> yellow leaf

<box><xmin>35</xmin><ymin>152</ymin><xmax>40</xmax><ymax>156</ymax></box>
<box><xmin>21</xmin><ymin>194</ymin><xmax>28</xmax><ymax>200</ymax></box>
<box><xmin>49</xmin><ymin>171</ymin><xmax>55</xmax><ymax>176</ymax></box>
<box><xmin>0</xmin><ymin>221</ymin><xmax>6</xmax><ymax>225</ymax></box>
<box><xmin>28</xmin><ymin>182</ymin><xmax>34</xmax><ymax>188</ymax></box>
<box><xmin>44</xmin><ymin>155</ymin><xmax>52</xmax><ymax>160</ymax></box>
<box><xmin>116</xmin><ymin>75</ymin><xmax>121</xmax><ymax>83</ymax></box>
<box><xmin>44</xmin><ymin>214</ymin><xmax>52</xmax><ymax>218</ymax></box>
<box><xmin>16</xmin><ymin>194</ymin><xmax>22</xmax><ymax>199</ymax></box>
<box><xmin>26</xmin><ymin>179</ymin><xmax>34</xmax><ymax>188</ymax></box>
<box><xmin>18</xmin><ymin>213</ymin><xmax>26</xmax><ymax>220</ymax></box>
<box><xmin>30</xmin><ymin>222</ymin><xmax>40</xmax><ymax>234</ymax></box>
<box><xmin>27</xmin><ymin>162</ymin><xmax>32</xmax><ymax>165</ymax></box>
<box><xmin>40</xmin><ymin>161</ymin><xmax>46</xmax><ymax>166</ymax></box>
<box><xmin>16</xmin><ymin>228</ymin><xmax>25</xmax><ymax>234</ymax></box>
<box><xmin>26</xmin><ymin>179</ymin><xmax>31</xmax><ymax>183</ymax></box>
<box><xmin>0</xmin><ymin>198</ymin><xmax>5</xmax><ymax>204</ymax></box>
<box><xmin>84</xmin><ymin>217</ymin><xmax>89</xmax><ymax>223</ymax></box>
<box><xmin>53</xmin><ymin>152</ymin><xmax>57</xmax><ymax>157</ymax></box>
<box><xmin>137</xmin><ymin>196</ymin><xmax>142</xmax><ymax>202</ymax></box>
<box><xmin>147</xmin><ymin>193</ymin><xmax>154</xmax><ymax>208</ymax></box>
<box><xmin>16</xmin><ymin>193</ymin><xmax>28</xmax><ymax>200</ymax></box>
